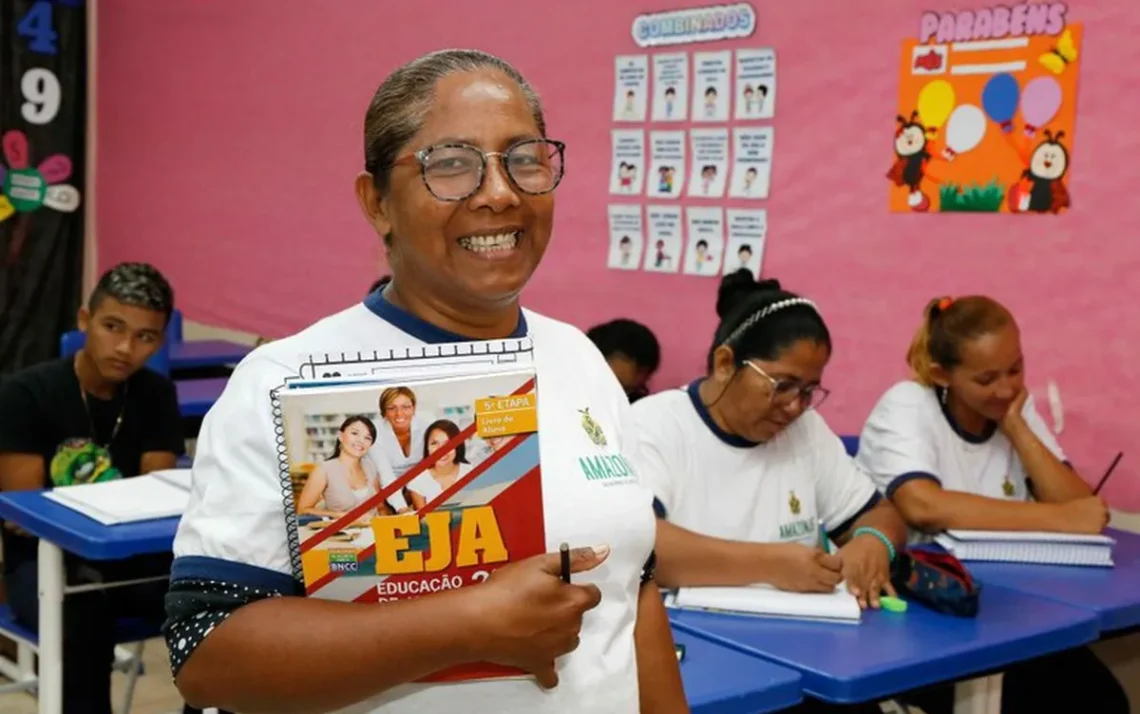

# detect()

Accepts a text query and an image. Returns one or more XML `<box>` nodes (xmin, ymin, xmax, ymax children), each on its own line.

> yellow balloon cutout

<box><xmin>916</xmin><ymin>80</ymin><xmax>956</xmax><ymax>129</ymax></box>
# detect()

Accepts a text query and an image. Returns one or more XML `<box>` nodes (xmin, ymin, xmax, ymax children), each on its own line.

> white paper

<box><xmin>724</xmin><ymin>209</ymin><xmax>767</xmax><ymax>277</ymax></box>
<box><xmin>646</xmin><ymin>131</ymin><xmax>686</xmax><ymax>199</ymax></box>
<box><xmin>691</xmin><ymin>50</ymin><xmax>732</xmax><ymax>122</ymax></box>
<box><xmin>643</xmin><ymin>205</ymin><xmax>683</xmax><ymax>273</ymax></box>
<box><xmin>609</xmin><ymin>129</ymin><xmax>646</xmax><ymax>195</ymax></box>
<box><xmin>672</xmin><ymin>583</ymin><xmax>861</xmax><ymax>623</ymax></box>
<box><xmin>683</xmin><ymin>207</ymin><xmax>725</xmax><ymax>277</ymax></box>
<box><xmin>45</xmin><ymin>470</ymin><xmax>192</xmax><ymax>525</ymax></box>
<box><xmin>687</xmin><ymin>128</ymin><xmax>729</xmax><ymax>198</ymax></box>
<box><xmin>613</xmin><ymin>55</ymin><xmax>649</xmax><ymax>122</ymax></box>
<box><xmin>651</xmin><ymin>52</ymin><xmax>689</xmax><ymax>121</ymax></box>
<box><xmin>607</xmin><ymin>205</ymin><xmax>645</xmax><ymax>271</ymax></box>
<box><xmin>734</xmin><ymin>48</ymin><xmax>777</xmax><ymax>120</ymax></box>
<box><xmin>728</xmin><ymin>127</ymin><xmax>774</xmax><ymax>199</ymax></box>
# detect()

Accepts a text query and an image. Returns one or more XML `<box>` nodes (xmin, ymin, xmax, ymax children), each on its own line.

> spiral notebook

<box><xmin>272</xmin><ymin>338</ymin><xmax>545</xmax><ymax>683</ymax></box>
<box><xmin>935</xmin><ymin>529</ymin><xmax>1115</xmax><ymax>567</ymax></box>
<box><xmin>667</xmin><ymin>583</ymin><xmax>862</xmax><ymax>623</ymax></box>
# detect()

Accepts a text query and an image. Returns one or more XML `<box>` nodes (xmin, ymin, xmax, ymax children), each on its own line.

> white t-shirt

<box><xmin>172</xmin><ymin>293</ymin><xmax>656</xmax><ymax>714</ymax></box>
<box><xmin>631</xmin><ymin>381</ymin><xmax>879</xmax><ymax>547</ymax></box>
<box><xmin>856</xmin><ymin>380</ymin><xmax>1066</xmax><ymax>507</ymax></box>
<box><xmin>408</xmin><ymin>463</ymin><xmax>473</xmax><ymax>502</ymax></box>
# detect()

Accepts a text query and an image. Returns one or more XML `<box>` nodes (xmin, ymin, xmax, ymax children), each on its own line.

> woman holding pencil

<box><xmin>857</xmin><ymin>294</ymin><xmax>1127</xmax><ymax>714</ymax></box>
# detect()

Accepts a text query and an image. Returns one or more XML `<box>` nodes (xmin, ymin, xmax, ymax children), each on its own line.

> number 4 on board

<box><xmin>18</xmin><ymin>1</ymin><xmax>59</xmax><ymax>56</ymax></box>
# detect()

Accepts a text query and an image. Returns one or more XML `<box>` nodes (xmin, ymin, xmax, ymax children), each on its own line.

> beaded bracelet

<box><xmin>853</xmin><ymin>526</ymin><xmax>896</xmax><ymax>562</ymax></box>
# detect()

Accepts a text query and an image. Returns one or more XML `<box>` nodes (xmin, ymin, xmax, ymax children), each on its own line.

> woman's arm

<box><xmin>891</xmin><ymin>478</ymin><xmax>1069</xmax><ymax>532</ymax></box>
<box><xmin>176</xmin><ymin>589</ymin><xmax>484</xmax><ymax>713</ymax></box>
<box><xmin>407</xmin><ymin>489</ymin><xmax>427</xmax><ymax>511</ymax></box>
<box><xmin>1003</xmin><ymin>409</ymin><xmax>1091</xmax><ymax>502</ymax></box>
<box><xmin>655</xmin><ymin>519</ymin><xmax>801</xmax><ymax>589</ymax></box>
<box><xmin>295</xmin><ymin>468</ymin><xmax>335</xmax><ymax>516</ymax></box>
<box><xmin>634</xmin><ymin>581</ymin><xmax>688</xmax><ymax>714</ymax></box>
<box><xmin>833</xmin><ymin>499</ymin><xmax>907</xmax><ymax>550</ymax></box>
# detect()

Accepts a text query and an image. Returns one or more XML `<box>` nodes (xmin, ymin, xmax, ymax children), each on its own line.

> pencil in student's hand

<box><xmin>1093</xmin><ymin>451</ymin><xmax>1123</xmax><ymax>495</ymax></box>
<box><xmin>559</xmin><ymin>542</ymin><xmax>571</xmax><ymax>583</ymax></box>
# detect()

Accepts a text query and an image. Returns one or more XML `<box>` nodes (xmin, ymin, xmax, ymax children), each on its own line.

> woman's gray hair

<box><xmin>363</xmin><ymin>49</ymin><xmax>546</xmax><ymax>193</ymax></box>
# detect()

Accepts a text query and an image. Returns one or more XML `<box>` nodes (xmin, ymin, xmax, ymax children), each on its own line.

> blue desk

<box><xmin>175</xmin><ymin>377</ymin><xmax>228</xmax><ymax>417</ymax></box>
<box><xmin>169</xmin><ymin>340</ymin><xmax>250</xmax><ymax>371</ymax></box>
<box><xmin>0</xmin><ymin>490</ymin><xmax>179</xmax><ymax>561</ymax></box>
<box><xmin>674</xmin><ymin>628</ymin><xmax>802</xmax><ymax>713</ymax></box>
<box><xmin>961</xmin><ymin>529</ymin><xmax>1140</xmax><ymax>633</ymax></box>
<box><xmin>670</xmin><ymin>585</ymin><xmax>1098</xmax><ymax>704</ymax></box>
<box><xmin>0</xmin><ymin>491</ymin><xmax>181</xmax><ymax>714</ymax></box>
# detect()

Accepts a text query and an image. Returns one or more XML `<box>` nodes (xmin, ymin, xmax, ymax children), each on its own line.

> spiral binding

<box><xmin>270</xmin><ymin>384</ymin><xmax>305</xmax><ymax>582</ymax></box>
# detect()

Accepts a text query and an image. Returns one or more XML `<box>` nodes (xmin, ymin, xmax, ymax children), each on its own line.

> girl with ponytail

<box><xmin>857</xmin><ymin>295</ymin><xmax>1126</xmax><ymax>714</ymax></box>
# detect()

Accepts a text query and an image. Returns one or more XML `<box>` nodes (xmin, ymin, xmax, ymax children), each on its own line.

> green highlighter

<box><xmin>880</xmin><ymin>596</ymin><xmax>908</xmax><ymax>613</ymax></box>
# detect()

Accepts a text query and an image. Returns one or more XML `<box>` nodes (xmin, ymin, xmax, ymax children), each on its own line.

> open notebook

<box><xmin>45</xmin><ymin>469</ymin><xmax>192</xmax><ymax>526</ymax></box>
<box><xmin>667</xmin><ymin>583</ymin><xmax>861</xmax><ymax>623</ymax></box>
<box><xmin>935</xmin><ymin>529</ymin><xmax>1115</xmax><ymax>567</ymax></box>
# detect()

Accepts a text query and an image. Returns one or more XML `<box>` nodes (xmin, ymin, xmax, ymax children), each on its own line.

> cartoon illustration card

<box><xmin>646</xmin><ymin>131</ymin><xmax>686</xmax><ymax>199</ymax></box>
<box><xmin>683</xmin><ymin>207</ymin><xmax>725</xmax><ymax>277</ymax></box>
<box><xmin>609</xmin><ymin>129</ymin><xmax>646</xmax><ymax>195</ymax></box>
<box><xmin>642</xmin><ymin>205</ymin><xmax>683</xmax><ymax>274</ymax></box>
<box><xmin>687</xmin><ymin>128</ymin><xmax>729</xmax><ymax>198</ymax></box>
<box><xmin>889</xmin><ymin>6</ymin><xmax>1081</xmax><ymax>214</ymax></box>
<box><xmin>724</xmin><ymin>209</ymin><xmax>767</xmax><ymax>277</ymax></box>
<box><xmin>728</xmin><ymin>127</ymin><xmax>773</xmax><ymax>199</ymax></box>
<box><xmin>691</xmin><ymin>51</ymin><xmax>731</xmax><ymax>122</ymax></box>
<box><xmin>734</xmin><ymin>49</ymin><xmax>776</xmax><ymax>120</ymax></box>
<box><xmin>606</xmin><ymin>205</ymin><xmax>644</xmax><ymax>271</ymax></box>
<box><xmin>651</xmin><ymin>53</ymin><xmax>689</xmax><ymax>122</ymax></box>
<box><xmin>613</xmin><ymin>55</ymin><xmax>649</xmax><ymax>122</ymax></box>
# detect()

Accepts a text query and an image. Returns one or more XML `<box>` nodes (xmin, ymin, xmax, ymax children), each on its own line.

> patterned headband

<box><xmin>724</xmin><ymin>297</ymin><xmax>818</xmax><ymax>346</ymax></box>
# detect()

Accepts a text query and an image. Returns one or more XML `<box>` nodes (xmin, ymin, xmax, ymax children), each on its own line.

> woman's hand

<box><xmin>473</xmin><ymin>545</ymin><xmax>609</xmax><ymax>689</ymax></box>
<box><xmin>999</xmin><ymin>387</ymin><xmax>1030</xmax><ymax>436</ymax></box>
<box><xmin>837</xmin><ymin>535</ymin><xmax>895</xmax><ymax>609</ymax></box>
<box><xmin>767</xmin><ymin>543</ymin><xmax>843</xmax><ymax>593</ymax></box>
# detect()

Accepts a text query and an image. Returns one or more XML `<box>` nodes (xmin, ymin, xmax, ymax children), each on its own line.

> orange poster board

<box><xmin>888</xmin><ymin>6</ymin><xmax>1081</xmax><ymax>214</ymax></box>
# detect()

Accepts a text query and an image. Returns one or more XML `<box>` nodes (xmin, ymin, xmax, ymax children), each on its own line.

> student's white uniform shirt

<box><xmin>632</xmin><ymin>382</ymin><xmax>880</xmax><ymax>546</ymax></box>
<box><xmin>173</xmin><ymin>293</ymin><xmax>656</xmax><ymax>714</ymax></box>
<box><xmin>857</xmin><ymin>381</ymin><xmax>1066</xmax><ymax>529</ymax></box>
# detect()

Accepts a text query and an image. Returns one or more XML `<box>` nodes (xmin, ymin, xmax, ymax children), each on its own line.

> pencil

<box><xmin>559</xmin><ymin>542</ymin><xmax>571</xmax><ymax>584</ymax></box>
<box><xmin>1093</xmin><ymin>452</ymin><xmax>1123</xmax><ymax>495</ymax></box>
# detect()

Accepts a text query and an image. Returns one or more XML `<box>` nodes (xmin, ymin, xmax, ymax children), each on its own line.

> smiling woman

<box><xmin>163</xmin><ymin>49</ymin><xmax>685</xmax><ymax>714</ymax></box>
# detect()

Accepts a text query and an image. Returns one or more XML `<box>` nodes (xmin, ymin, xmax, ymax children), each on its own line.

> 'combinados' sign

<box><xmin>631</xmin><ymin>3</ymin><xmax>757</xmax><ymax>48</ymax></box>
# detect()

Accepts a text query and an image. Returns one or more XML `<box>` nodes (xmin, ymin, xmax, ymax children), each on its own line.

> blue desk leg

<box><xmin>37</xmin><ymin>539</ymin><xmax>65</xmax><ymax>714</ymax></box>
<box><xmin>953</xmin><ymin>674</ymin><xmax>1003</xmax><ymax>714</ymax></box>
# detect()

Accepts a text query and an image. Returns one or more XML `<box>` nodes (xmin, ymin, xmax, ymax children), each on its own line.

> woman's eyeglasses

<box><xmin>395</xmin><ymin>139</ymin><xmax>566</xmax><ymax>202</ymax></box>
<box><xmin>745</xmin><ymin>361</ymin><xmax>830</xmax><ymax>410</ymax></box>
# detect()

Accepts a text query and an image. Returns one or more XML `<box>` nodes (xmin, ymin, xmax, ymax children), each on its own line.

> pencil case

<box><xmin>890</xmin><ymin>548</ymin><xmax>981</xmax><ymax>618</ymax></box>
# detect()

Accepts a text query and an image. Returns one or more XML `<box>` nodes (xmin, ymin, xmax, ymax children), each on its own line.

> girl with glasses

<box><xmin>633</xmin><ymin>270</ymin><xmax>906</xmax><ymax>629</ymax></box>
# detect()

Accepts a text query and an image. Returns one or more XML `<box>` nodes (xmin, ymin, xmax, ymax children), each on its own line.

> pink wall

<box><xmin>96</xmin><ymin>1</ymin><xmax>1140</xmax><ymax>507</ymax></box>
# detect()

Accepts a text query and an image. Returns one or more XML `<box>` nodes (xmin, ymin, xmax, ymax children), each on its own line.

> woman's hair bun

<box><xmin>716</xmin><ymin>269</ymin><xmax>776</xmax><ymax>319</ymax></box>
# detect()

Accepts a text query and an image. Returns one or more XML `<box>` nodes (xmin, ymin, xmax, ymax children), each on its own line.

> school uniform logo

<box><xmin>1002</xmin><ymin>479</ymin><xmax>1015</xmax><ymax>497</ymax></box>
<box><xmin>579</xmin><ymin>408</ymin><xmax>608</xmax><ymax>447</ymax></box>
<box><xmin>779</xmin><ymin>490</ymin><xmax>816</xmax><ymax>540</ymax></box>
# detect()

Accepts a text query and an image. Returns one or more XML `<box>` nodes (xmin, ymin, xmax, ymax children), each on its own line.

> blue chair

<box><xmin>59</xmin><ymin>331</ymin><xmax>171</xmax><ymax>378</ymax></box>
<box><xmin>840</xmin><ymin>434</ymin><xmax>860</xmax><ymax>457</ymax></box>
<box><xmin>0</xmin><ymin>603</ymin><xmax>151</xmax><ymax>710</ymax></box>
<box><xmin>166</xmin><ymin>309</ymin><xmax>184</xmax><ymax>344</ymax></box>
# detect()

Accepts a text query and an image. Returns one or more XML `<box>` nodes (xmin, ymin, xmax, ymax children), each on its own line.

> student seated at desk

<box><xmin>0</xmin><ymin>263</ymin><xmax>219</xmax><ymax>714</ymax></box>
<box><xmin>633</xmin><ymin>274</ymin><xmax>906</xmax><ymax>713</ymax></box>
<box><xmin>587</xmin><ymin>318</ymin><xmax>661</xmax><ymax>403</ymax></box>
<box><xmin>857</xmin><ymin>294</ymin><xmax>1127</xmax><ymax>714</ymax></box>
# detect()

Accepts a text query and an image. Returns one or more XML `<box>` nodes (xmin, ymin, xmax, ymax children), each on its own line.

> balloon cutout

<box><xmin>981</xmin><ymin>73</ymin><xmax>1019</xmax><ymax>133</ymax></box>
<box><xmin>916</xmin><ymin>80</ymin><xmax>955</xmax><ymax>131</ymax></box>
<box><xmin>0</xmin><ymin>129</ymin><xmax>81</xmax><ymax>222</ymax></box>
<box><xmin>1020</xmin><ymin>77</ymin><xmax>1062</xmax><ymax>137</ymax></box>
<box><xmin>942</xmin><ymin>105</ymin><xmax>987</xmax><ymax>161</ymax></box>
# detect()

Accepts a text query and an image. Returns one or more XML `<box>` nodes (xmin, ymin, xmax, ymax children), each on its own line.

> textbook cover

<box><xmin>274</xmin><ymin>368</ymin><xmax>545</xmax><ymax>682</ymax></box>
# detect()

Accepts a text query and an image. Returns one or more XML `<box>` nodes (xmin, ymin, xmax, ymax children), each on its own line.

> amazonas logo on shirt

<box><xmin>578</xmin><ymin>454</ymin><xmax>637</xmax><ymax>486</ymax></box>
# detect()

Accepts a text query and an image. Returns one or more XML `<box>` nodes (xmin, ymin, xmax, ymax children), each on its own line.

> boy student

<box><xmin>586</xmin><ymin>318</ymin><xmax>661</xmax><ymax>403</ymax></box>
<box><xmin>0</xmin><ymin>263</ymin><xmax>216</xmax><ymax>714</ymax></box>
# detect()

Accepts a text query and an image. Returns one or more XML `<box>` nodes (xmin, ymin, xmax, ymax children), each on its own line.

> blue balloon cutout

<box><xmin>982</xmin><ymin>73</ymin><xmax>1020</xmax><ymax>129</ymax></box>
